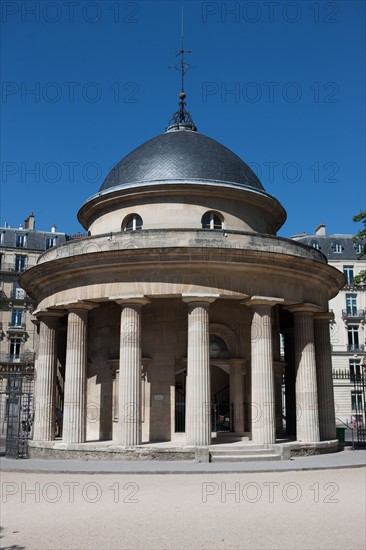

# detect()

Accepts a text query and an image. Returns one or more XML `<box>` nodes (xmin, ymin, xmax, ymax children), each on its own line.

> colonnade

<box><xmin>32</xmin><ymin>296</ymin><xmax>336</xmax><ymax>446</ymax></box>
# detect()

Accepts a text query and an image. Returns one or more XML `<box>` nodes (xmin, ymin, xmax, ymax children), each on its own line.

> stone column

<box><xmin>183</xmin><ymin>296</ymin><xmax>217</xmax><ymax>446</ymax></box>
<box><xmin>289</xmin><ymin>304</ymin><xmax>320</xmax><ymax>442</ymax></box>
<box><xmin>314</xmin><ymin>312</ymin><xmax>337</xmax><ymax>440</ymax></box>
<box><xmin>113</xmin><ymin>369</ymin><xmax>119</xmax><ymax>421</ymax></box>
<box><xmin>274</xmin><ymin>362</ymin><xmax>285</xmax><ymax>436</ymax></box>
<box><xmin>246</xmin><ymin>297</ymin><xmax>281</xmax><ymax>445</ymax></box>
<box><xmin>63</xmin><ymin>303</ymin><xmax>94</xmax><ymax>444</ymax></box>
<box><xmin>283</xmin><ymin>327</ymin><xmax>296</xmax><ymax>437</ymax></box>
<box><xmin>272</xmin><ymin>306</ymin><xmax>281</xmax><ymax>362</ymax></box>
<box><xmin>33</xmin><ymin>311</ymin><xmax>63</xmax><ymax>441</ymax></box>
<box><xmin>117</xmin><ymin>297</ymin><xmax>150</xmax><ymax>446</ymax></box>
<box><xmin>272</xmin><ymin>306</ymin><xmax>284</xmax><ymax>437</ymax></box>
<box><xmin>229</xmin><ymin>361</ymin><xmax>246</xmax><ymax>434</ymax></box>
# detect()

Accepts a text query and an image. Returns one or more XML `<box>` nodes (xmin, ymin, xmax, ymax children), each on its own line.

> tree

<box><xmin>352</xmin><ymin>211</ymin><xmax>366</xmax><ymax>287</ymax></box>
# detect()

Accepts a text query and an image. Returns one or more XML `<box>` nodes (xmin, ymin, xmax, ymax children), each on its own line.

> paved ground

<box><xmin>1</xmin><ymin>447</ymin><xmax>365</xmax><ymax>474</ymax></box>
<box><xmin>1</xmin><ymin>446</ymin><xmax>365</xmax><ymax>549</ymax></box>
<box><xmin>1</xmin><ymin>467</ymin><xmax>365</xmax><ymax>550</ymax></box>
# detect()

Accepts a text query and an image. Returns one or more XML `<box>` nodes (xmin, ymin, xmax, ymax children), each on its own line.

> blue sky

<box><xmin>1</xmin><ymin>0</ymin><xmax>365</xmax><ymax>238</ymax></box>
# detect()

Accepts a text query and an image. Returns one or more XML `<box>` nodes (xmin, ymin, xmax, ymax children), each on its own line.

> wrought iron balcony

<box><xmin>0</xmin><ymin>352</ymin><xmax>35</xmax><ymax>364</ymax></box>
<box><xmin>0</xmin><ymin>263</ymin><xmax>28</xmax><ymax>274</ymax></box>
<box><xmin>7</xmin><ymin>323</ymin><xmax>27</xmax><ymax>332</ymax></box>
<box><xmin>332</xmin><ymin>369</ymin><xmax>363</xmax><ymax>382</ymax></box>
<box><xmin>347</xmin><ymin>344</ymin><xmax>365</xmax><ymax>352</ymax></box>
<box><xmin>342</xmin><ymin>309</ymin><xmax>366</xmax><ymax>320</ymax></box>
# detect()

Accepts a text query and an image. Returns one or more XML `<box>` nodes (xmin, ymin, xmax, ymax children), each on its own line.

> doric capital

<box><xmin>182</xmin><ymin>294</ymin><xmax>219</xmax><ymax>306</ymax></box>
<box><xmin>314</xmin><ymin>311</ymin><xmax>335</xmax><ymax>322</ymax></box>
<box><xmin>64</xmin><ymin>301</ymin><xmax>97</xmax><ymax>312</ymax></box>
<box><xmin>115</xmin><ymin>296</ymin><xmax>151</xmax><ymax>308</ymax></box>
<box><xmin>35</xmin><ymin>309</ymin><xmax>65</xmax><ymax>322</ymax></box>
<box><xmin>242</xmin><ymin>296</ymin><xmax>284</xmax><ymax>308</ymax></box>
<box><xmin>286</xmin><ymin>302</ymin><xmax>322</xmax><ymax>314</ymax></box>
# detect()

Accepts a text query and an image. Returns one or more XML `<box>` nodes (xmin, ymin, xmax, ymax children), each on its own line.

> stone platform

<box><xmin>27</xmin><ymin>437</ymin><xmax>340</xmax><ymax>462</ymax></box>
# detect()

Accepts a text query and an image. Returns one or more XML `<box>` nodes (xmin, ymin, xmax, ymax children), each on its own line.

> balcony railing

<box><xmin>347</xmin><ymin>344</ymin><xmax>365</xmax><ymax>352</ymax></box>
<box><xmin>0</xmin><ymin>352</ymin><xmax>35</xmax><ymax>364</ymax></box>
<box><xmin>332</xmin><ymin>369</ymin><xmax>363</xmax><ymax>382</ymax></box>
<box><xmin>342</xmin><ymin>309</ymin><xmax>366</xmax><ymax>320</ymax></box>
<box><xmin>333</xmin><ymin>369</ymin><xmax>350</xmax><ymax>380</ymax></box>
<box><xmin>0</xmin><ymin>263</ymin><xmax>28</xmax><ymax>274</ymax></box>
<box><xmin>7</xmin><ymin>323</ymin><xmax>27</xmax><ymax>332</ymax></box>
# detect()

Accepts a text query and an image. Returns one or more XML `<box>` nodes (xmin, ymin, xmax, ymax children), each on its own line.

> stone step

<box><xmin>210</xmin><ymin>448</ymin><xmax>276</xmax><ymax>456</ymax></box>
<box><xmin>210</xmin><ymin>444</ymin><xmax>269</xmax><ymax>451</ymax></box>
<box><xmin>211</xmin><ymin>454</ymin><xmax>282</xmax><ymax>462</ymax></box>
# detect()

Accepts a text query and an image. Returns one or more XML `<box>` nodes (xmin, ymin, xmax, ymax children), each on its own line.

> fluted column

<box><xmin>274</xmin><ymin>362</ymin><xmax>285</xmax><ymax>436</ymax></box>
<box><xmin>184</xmin><ymin>296</ymin><xmax>217</xmax><ymax>446</ymax></box>
<box><xmin>247</xmin><ymin>298</ymin><xmax>277</xmax><ymax>445</ymax></box>
<box><xmin>314</xmin><ymin>312</ymin><xmax>337</xmax><ymax>440</ymax></box>
<box><xmin>63</xmin><ymin>304</ymin><xmax>93</xmax><ymax>444</ymax></box>
<box><xmin>33</xmin><ymin>311</ymin><xmax>62</xmax><ymax>441</ymax></box>
<box><xmin>289</xmin><ymin>304</ymin><xmax>320</xmax><ymax>442</ymax></box>
<box><xmin>229</xmin><ymin>361</ymin><xmax>246</xmax><ymax>434</ymax></box>
<box><xmin>117</xmin><ymin>297</ymin><xmax>150</xmax><ymax>446</ymax></box>
<box><xmin>272</xmin><ymin>306</ymin><xmax>281</xmax><ymax>362</ymax></box>
<box><xmin>272</xmin><ymin>306</ymin><xmax>284</xmax><ymax>436</ymax></box>
<box><xmin>283</xmin><ymin>327</ymin><xmax>296</xmax><ymax>437</ymax></box>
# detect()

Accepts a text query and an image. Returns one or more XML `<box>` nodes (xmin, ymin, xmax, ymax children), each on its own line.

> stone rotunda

<box><xmin>20</xmin><ymin>97</ymin><xmax>345</xmax><ymax>459</ymax></box>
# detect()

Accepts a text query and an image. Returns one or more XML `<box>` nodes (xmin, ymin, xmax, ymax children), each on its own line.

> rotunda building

<box><xmin>20</xmin><ymin>109</ymin><xmax>345</xmax><ymax>458</ymax></box>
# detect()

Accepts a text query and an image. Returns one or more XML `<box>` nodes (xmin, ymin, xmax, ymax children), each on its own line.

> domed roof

<box><xmin>99</xmin><ymin>128</ymin><xmax>264</xmax><ymax>193</ymax></box>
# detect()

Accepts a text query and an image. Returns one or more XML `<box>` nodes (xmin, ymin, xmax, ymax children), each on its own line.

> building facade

<box><xmin>0</xmin><ymin>214</ymin><xmax>68</xmax><ymax>438</ymax></box>
<box><xmin>293</xmin><ymin>225</ymin><xmax>366</xmax><ymax>427</ymax></box>
<box><xmin>19</xmin><ymin>104</ymin><xmax>345</xmax><ymax>458</ymax></box>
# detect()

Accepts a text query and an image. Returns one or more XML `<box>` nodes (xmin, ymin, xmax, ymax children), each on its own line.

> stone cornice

<box><xmin>19</xmin><ymin>231</ymin><xmax>345</xmax><ymax>308</ymax></box>
<box><xmin>34</xmin><ymin>229</ymin><xmax>328</xmax><ymax>266</ymax></box>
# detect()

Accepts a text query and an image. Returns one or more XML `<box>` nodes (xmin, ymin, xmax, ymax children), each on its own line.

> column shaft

<box><xmin>229</xmin><ymin>363</ymin><xmax>245</xmax><ymax>434</ymax></box>
<box><xmin>251</xmin><ymin>305</ymin><xmax>276</xmax><ymax>444</ymax></box>
<box><xmin>63</xmin><ymin>309</ymin><xmax>88</xmax><ymax>444</ymax></box>
<box><xmin>118</xmin><ymin>304</ymin><xmax>142</xmax><ymax>446</ymax></box>
<box><xmin>284</xmin><ymin>328</ymin><xmax>296</xmax><ymax>437</ymax></box>
<box><xmin>294</xmin><ymin>312</ymin><xmax>320</xmax><ymax>442</ymax></box>
<box><xmin>314</xmin><ymin>315</ymin><xmax>336</xmax><ymax>440</ymax></box>
<box><xmin>274</xmin><ymin>363</ymin><xmax>284</xmax><ymax>435</ymax></box>
<box><xmin>186</xmin><ymin>302</ymin><xmax>211</xmax><ymax>446</ymax></box>
<box><xmin>33</xmin><ymin>317</ymin><xmax>58</xmax><ymax>441</ymax></box>
<box><xmin>272</xmin><ymin>306</ymin><xmax>281</xmax><ymax>362</ymax></box>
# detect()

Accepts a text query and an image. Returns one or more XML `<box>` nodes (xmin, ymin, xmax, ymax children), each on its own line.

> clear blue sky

<box><xmin>1</xmin><ymin>0</ymin><xmax>365</xmax><ymax>238</ymax></box>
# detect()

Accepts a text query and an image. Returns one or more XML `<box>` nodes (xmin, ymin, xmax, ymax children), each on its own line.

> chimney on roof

<box><xmin>315</xmin><ymin>224</ymin><xmax>326</xmax><ymax>236</ymax></box>
<box><xmin>24</xmin><ymin>212</ymin><xmax>35</xmax><ymax>230</ymax></box>
<box><xmin>51</xmin><ymin>224</ymin><xmax>56</xmax><ymax>233</ymax></box>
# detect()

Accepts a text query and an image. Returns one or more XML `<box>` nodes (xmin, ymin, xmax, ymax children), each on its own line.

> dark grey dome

<box><xmin>99</xmin><ymin>129</ymin><xmax>264</xmax><ymax>192</ymax></box>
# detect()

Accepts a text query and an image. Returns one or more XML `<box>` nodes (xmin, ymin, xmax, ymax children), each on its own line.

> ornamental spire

<box><xmin>166</xmin><ymin>6</ymin><xmax>197</xmax><ymax>132</ymax></box>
